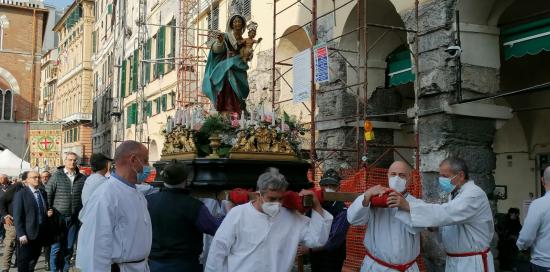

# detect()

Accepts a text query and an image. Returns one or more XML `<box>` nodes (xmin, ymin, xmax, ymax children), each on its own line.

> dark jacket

<box><xmin>146</xmin><ymin>188</ymin><xmax>205</xmax><ymax>260</ymax></box>
<box><xmin>0</xmin><ymin>182</ymin><xmax>25</xmax><ymax>219</ymax></box>
<box><xmin>13</xmin><ymin>186</ymin><xmax>50</xmax><ymax>241</ymax></box>
<box><xmin>45</xmin><ymin>166</ymin><xmax>86</xmax><ymax>217</ymax></box>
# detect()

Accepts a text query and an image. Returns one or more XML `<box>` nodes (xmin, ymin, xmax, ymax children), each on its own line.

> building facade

<box><xmin>91</xmin><ymin>0</ymin><xmax>115</xmax><ymax>156</ymax></box>
<box><xmin>52</xmin><ymin>0</ymin><xmax>95</xmax><ymax>164</ymax></box>
<box><xmin>39</xmin><ymin>48</ymin><xmax>58</xmax><ymax>121</ymax></box>
<box><xmin>0</xmin><ymin>0</ymin><xmax>48</xmax><ymax>157</ymax></box>
<box><xmin>110</xmin><ymin>0</ymin><xmax>178</xmax><ymax>162</ymax></box>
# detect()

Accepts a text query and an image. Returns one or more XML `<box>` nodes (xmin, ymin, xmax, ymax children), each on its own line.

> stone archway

<box><xmin>149</xmin><ymin>139</ymin><xmax>160</xmax><ymax>163</ymax></box>
<box><xmin>317</xmin><ymin>0</ymin><xmax>414</xmax><ymax>170</ymax></box>
<box><xmin>0</xmin><ymin>67</ymin><xmax>20</xmax><ymax>94</ymax></box>
<box><xmin>271</xmin><ymin>25</ymin><xmax>312</xmax><ymax>125</ymax></box>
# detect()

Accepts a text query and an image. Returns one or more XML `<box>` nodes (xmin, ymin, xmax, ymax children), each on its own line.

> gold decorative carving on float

<box><xmin>230</xmin><ymin>125</ymin><xmax>297</xmax><ymax>160</ymax></box>
<box><xmin>161</xmin><ymin>126</ymin><xmax>197</xmax><ymax>160</ymax></box>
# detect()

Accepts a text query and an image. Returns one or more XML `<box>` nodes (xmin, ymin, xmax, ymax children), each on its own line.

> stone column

<box><xmin>400</xmin><ymin>0</ymin><xmax>502</xmax><ymax>270</ymax></box>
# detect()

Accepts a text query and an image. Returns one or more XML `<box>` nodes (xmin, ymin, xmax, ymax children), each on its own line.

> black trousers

<box><xmin>17</xmin><ymin>239</ymin><xmax>43</xmax><ymax>272</ymax></box>
<box><xmin>17</xmin><ymin>227</ymin><xmax>45</xmax><ymax>272</ymax></box>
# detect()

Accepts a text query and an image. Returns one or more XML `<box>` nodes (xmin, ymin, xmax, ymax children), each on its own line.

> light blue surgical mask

<box><xmin>134</xmin><ymin>159</ymin><xmax>151</xmax><ymax>184</ymax></box>
<box><xmin>137</xmin><ymin>166</ymin><xmax>151</xmax><ymax>184</ymax></box>
<box><xmin>438</xmin><ymin>175</ymin><xmax>457</xmax><ymax>193</ymax></box>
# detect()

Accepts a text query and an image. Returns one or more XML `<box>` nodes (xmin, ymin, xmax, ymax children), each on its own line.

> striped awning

<box><xmin>387</xmin><ymin>48</ymin><xmax>415</xmax><ymax>87</ymax></box>
<box><xmin>501</xmin><ymin>17</ymin><xmax>550</xmax><ymax>60</ymax></box>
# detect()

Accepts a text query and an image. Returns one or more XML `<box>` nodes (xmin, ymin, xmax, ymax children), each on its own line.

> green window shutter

<box><xmin>387</xmin><ymin>47</ymin><xmax>415</xmax><ymax>87</ymax></box>
<box><xmin>107</xmin><ymin>3</ymin><xmax>113</xmax><ymax>14</ymax></box>
<box><xmin>145</xmin><ymin>39</ymin><xmax>151</xmax><ymax>83</ymax></box>
<box><xmin>120</xmin><ymin>60</ymin><xmax>127</xmax><ymax>97</ymax></box>
<box><xmin>168</xmin><ymin>19</ymin><xmax>176</xmax><ymax>72</ymax></box>
<box><xmin>156</xmin><ymin>97</ymin><xmax>161</xmax><ymax>113</ymax></box>
<box><xmin>92</xmin><ymin>31</ymin><xmax>97</xmax><ymax>53</ymax></box>
<box><xmin>134</xmin><ymin>103</ymin><xmax>138</xmax><ymax>124</ymax></box>
<box><xmin>132</xmin><ymin>50</ymin><xmax>139</xmax><ymax>91</ymax></box>
<box><xmin>146</xmin><ymin>101</ymin><xmax>152</xmax><ymax>117</ymax></box>
<box><xmin>157</xmin><ymin>26</ymin><xmax>166</xmax><ymax>75</ymax></box>
<box><xmin>161</xmin><ymin>94</ymin><xmax>167</xmax><ymax>112</ymax></box>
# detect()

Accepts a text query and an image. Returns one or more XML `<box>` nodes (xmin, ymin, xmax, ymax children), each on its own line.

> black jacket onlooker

<box><xmin>0</xmin><ymin>182</ymin><xmax>26</xmax><ymax>220</ymax></box>
<box><xmin>13</xmin><ymin>186</ymin><xmax>50</xmax><ymax>241</ymax></box>
<box><xmin>45</xmin><ymin>166</ymin><xmax>86</xmax><ymax>218</ymax></box>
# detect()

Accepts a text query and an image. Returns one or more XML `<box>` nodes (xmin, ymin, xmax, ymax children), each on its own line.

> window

<box><xmin>231</xmin><ymin>0</ymin><xmax>251</xmax><ymax>20</ymax></box>
<box><xmin>120</xmin><ymin>59</ymin><xmax>127</xmax><ymax>97</ymax></box>
<box><xmin>155</xmin><ymin>97</ymin><xmax>160</xmax><ymax>114</ymax></box>
<box><xmin>207</xmin><ymin>5</ymin><xmax>219</xmax><ymax>43</ymax></box>
<box><xmin>128</xmin><ymin>55</ymin><xmax>133</xmax><ymax>93</ymax></box>
<box><xmin>126</xmin><ymin>103</ymin><xmax>137</xmax><ymax>128</ymax></box>
<box><xmin>167</xmin><ymin>19</ymin><xmax>176</xmax><ymax>72</ymax></box>
<box><xmin>0</xmin><ymin>16</ymin><xmax>9</xmax><ymax>50</ymax></box>
<box><xmin>92</xmin><ymin>31</ymin><xmax>97</xmax><ymax>53</ymax></box>
<box><xmin>170</xmin><ymin>92</ymin><xmax>175</xmax><ymax>109</ymax></box>
<box><xmin>2</xmin><ymin>90</ymin><xmax>12</xmax><ymax>120</ymax></box>
<box><xmin>161</xmin><ymin>94</ymin><xmax>167</xmax><ymax>112</ymax></box>
<box><xmin>132</xmin><ymin>50</ymin><xmax>139</xmax><ymax>91</ymax></box>
<box><xmin>155</xmin><ymin>26</ymin><xmax>166</xmax><ymax>77</ymax></box>
<box><xmin>144</xmin><ymin>39</ymin><xmax>151</xmax><ymax>83</ymax></box>
<box><xmin>144</xmin><ymin>100</ymin><xmax>152</xmax><ymax>117</ymax></box>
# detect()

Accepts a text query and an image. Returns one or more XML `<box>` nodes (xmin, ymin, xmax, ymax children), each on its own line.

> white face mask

<box><xmin>324</xmin><ymin>188</ymin><xmax>335</xmax><ymax>193</ymax></box>
<box><xmin>388</xmin><ymin>176</ymin><xmax>407</xmax><ymax>193</ymax></box>
<box><xmin>261</xmin><ymin>202</ymin><xmax>281</xmax><ymax>217</ymax></box>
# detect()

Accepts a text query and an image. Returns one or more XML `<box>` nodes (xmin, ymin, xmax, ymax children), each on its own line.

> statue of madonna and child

<box><xmin>201</xmin><ymin>13</ymin><xmax>262</xmax><ymax>115</ymax></box>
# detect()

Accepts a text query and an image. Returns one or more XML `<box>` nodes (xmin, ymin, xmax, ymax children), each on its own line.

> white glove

<box><xmin>19</xmin><ymin>235</ymin><xmax>28</xmax><ymax>245</ymax></box>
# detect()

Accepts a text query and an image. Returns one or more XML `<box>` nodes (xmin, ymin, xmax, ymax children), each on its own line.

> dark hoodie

<box><xmin>45</xmin><ymin>166</ymin><xmax>86</xmax><ymax>217</ymax></box>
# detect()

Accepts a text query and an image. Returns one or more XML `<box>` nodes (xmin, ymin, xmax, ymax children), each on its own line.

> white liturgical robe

<box><xmin>408</xmin><ymin>181</ymin><xmax>495</xmax><ymax>272</ymax></box>
<box><xmin>76</xmin><ymin>175</ymin><xmax>152</xmax><ymax>272</ymax></box>
<box><xmin>348</xmin><ymin>194</ymin><xmax>423</xmax><ymax>272</ymax></box>
<box><xmin>205</xmin><ymin>201</ymin><xmax>333</xmax><ymax>272</ymax></box>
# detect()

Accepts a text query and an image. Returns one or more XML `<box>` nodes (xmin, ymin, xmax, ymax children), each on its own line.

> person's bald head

<box><xmin>114</xmin><ymin>141</ymin><xmax>148</xmax><ymax>164</ymax></box>
<box><xmin>113</xmin><ymin>141</ymin><xmax>149</xmax><ymax>183</ymax></box>
<box><xmin>388</xmin><ymin>161</ymin><xmax>412</xmax><ymax>181</ymax></box>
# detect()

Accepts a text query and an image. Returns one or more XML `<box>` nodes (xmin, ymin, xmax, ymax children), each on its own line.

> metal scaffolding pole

<box><xmin>271</xmin><ymin>0</ymin><xmax>422</xmax><ymax>176</ymax></box>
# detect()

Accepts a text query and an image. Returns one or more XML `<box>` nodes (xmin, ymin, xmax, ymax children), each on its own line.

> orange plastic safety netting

<box><xmin>338</xmin><ymin>167</ymin><xmax>426</xmax><ymax>272</ymax></box>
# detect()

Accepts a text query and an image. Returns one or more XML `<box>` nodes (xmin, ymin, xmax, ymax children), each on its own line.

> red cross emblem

<box><xmin>38</xmin><ymin>137</ymin><xmax>54</xmax><ymax>151</ymax></box>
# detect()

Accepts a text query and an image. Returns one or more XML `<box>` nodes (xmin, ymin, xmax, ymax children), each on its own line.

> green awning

<box><xmin>387</xmin><ymin>48</ymin><xmax>415</xmax><ymax>87</ymax></box>
<box><xmin>501</xmin><ymin>17</ymin><xmax>550</xmax><ymax>60</ymax></box>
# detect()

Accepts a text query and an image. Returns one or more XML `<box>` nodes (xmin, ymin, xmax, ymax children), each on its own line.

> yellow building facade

<box><xmin>53</xmin><ymin>0</ymin><xmax>95</xmax><ymax>163</ymax></box>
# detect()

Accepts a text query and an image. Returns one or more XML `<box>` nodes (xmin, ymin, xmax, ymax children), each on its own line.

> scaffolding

<box><xmin>177</xmin><ymin>0</ymin><xmax>211</xmax><ymax>106</ymax></box>
<box><xmin>271</xmin><ymin>0</ymin><xmax>421</xmax><ymax>174</ymax></box>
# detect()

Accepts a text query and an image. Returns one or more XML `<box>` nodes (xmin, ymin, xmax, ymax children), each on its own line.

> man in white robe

<box><xmin>76</xmin><ymin>141</ymin><xmax>153</xmax><ymax>272</ymax></box>
<box><xmin>348</xmin><ymin>161</ymin><xmax>423</xmax><ymax>272</ymax></box>
<box><xmin>390</xmin><ymin>157</ymin><xmax>495</xmax><ymax>272</ymax></box>
<box><xmin>205</xmin><ymin>168</ymin><xmax>333</xmax><ymax>272</ymax></box>
<box><xmin>516</xmin><ymin>166</ymin><xmax>550</xmax><ymax>271</ymax></box>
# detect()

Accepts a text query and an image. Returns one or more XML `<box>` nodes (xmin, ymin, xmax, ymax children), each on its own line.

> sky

<box><xmin>45</xmin><ymin>0</ymin><xmax>73</xmax><ymax>11</ymax></box>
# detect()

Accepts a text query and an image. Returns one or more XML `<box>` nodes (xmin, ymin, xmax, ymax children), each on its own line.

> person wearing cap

<box><xmin>81</xmin><ymin>153</ymin><xmax>113</xmax><ymax>206</ymax></box>
<box><xmin>347</xmin><ymin>161</ymin><xmax>424</xmax><ymax>272</ymax></box>
<box><xmin>146</xmin><ymin>160</ymin><xmax>222</xmax><ymax>272</ymax></box>
<box><xmin>297</xmin><ymin>169</ymin><xmax>350</xmax><ymax>272</ymax></box>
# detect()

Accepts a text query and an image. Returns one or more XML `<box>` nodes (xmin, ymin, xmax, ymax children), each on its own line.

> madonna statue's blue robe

<box><xmin>202</xmin><ymin>33</ymin><xmax>249</xmax><ymax>113</ymax></box>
